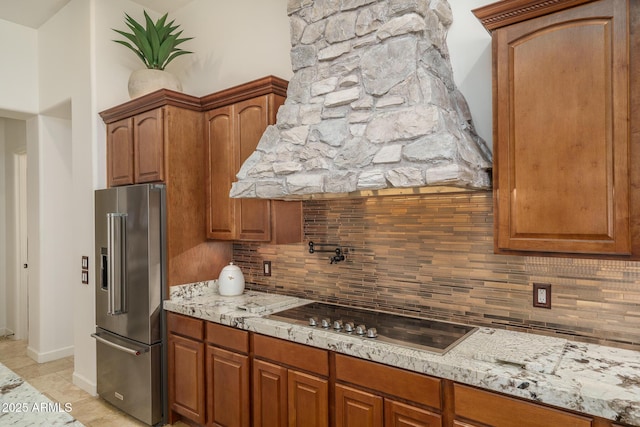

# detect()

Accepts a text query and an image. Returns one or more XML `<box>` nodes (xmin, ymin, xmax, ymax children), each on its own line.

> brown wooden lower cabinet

<box><xmin>168</xmin><ymin>313</ymin><xmax>250</xmax><ymax>427</ymax></box>
<box><xmin>335</xmin><ymin>384</ymin><xmax>383</xmax><ymax>427</ymax></box>
<box><xmin>167</xmin><ymin>313</ymin><xmax>206</xmax><ymax>425</ymax></box>
<box><xmin>335</xmin><ymin>354</ymin><xmax>442</xmax><ymax>427</ymax></box>
<box><xmin>205</xmin><ymin>321</ymin><xmax>250</xmax><ymax>427</ymax></box>
<box><xmin>289</xmin><ymin>370</ymin><xmax>329</xmax><ymax>427</ymax></box>
<box><xmin>206</xmin><ymin>346</ymin><xmax>249</xmax><ymax>427</ymax></box>
<box><xmin>453</xmin><ymin>383</ymin><xmax>592</xmax><ymax>427</ymax></box>
<box><xmin>167</xmin><ymin>313</ymin><xmax>627</xmax><ymax>427</ymax></box>
<box><xmin>252</xmin><ymin>359</ymin><xmax>288</xmax><ymax>427</ymax></box>
<box><xmin>252</xmin><ymin>361</ymin><xmax>329</xmax><ymax>427</ymax></box>
<box><xmin>252</xmin><ymin>334</ymin><xmax>330</xmax><ymax>427</ymax></box>
<box><xmin>385</xmin><ymin>399</ymin><xmax>442</xmax><ymax>427</ymax></box>
<box><xmin>334</xmin><ymin>384</ymin><xmax>442</xmax><ymax>427</ymax></box>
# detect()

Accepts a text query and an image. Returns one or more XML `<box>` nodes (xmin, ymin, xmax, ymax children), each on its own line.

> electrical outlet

<box><xmin>533</xmin><ymin>283</ymin><xmax>551</xmax><ymax>309</ymax></box>
<box><xmin>263</xmin><ymin>261</ymin><xmax>272</xmax><ymax>277</ymax></box>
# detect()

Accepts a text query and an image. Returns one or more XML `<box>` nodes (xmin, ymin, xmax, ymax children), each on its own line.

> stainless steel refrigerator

<box><xmin>93</xmin><ymin>183</ymin><xmax>166</xmax><ymax>426</ymax></box>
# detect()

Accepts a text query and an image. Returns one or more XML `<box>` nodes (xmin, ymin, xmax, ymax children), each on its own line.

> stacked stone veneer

<box><xmin>230</xmin><ymin>0</ymin><xmax>492</xmax><ymax>199</ymax></box>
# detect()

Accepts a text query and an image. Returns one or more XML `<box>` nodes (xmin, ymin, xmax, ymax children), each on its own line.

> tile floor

<box><xmin>0</xmin><ymin>336</ymin><xmax>187</xmax><ymax>427</ymax></box>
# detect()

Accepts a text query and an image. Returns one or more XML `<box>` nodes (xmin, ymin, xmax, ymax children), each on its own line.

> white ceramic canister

<box><xmin>218</xmin><ymin>262</ymin><xmax>245</xmax><ymax>296</ymax></box>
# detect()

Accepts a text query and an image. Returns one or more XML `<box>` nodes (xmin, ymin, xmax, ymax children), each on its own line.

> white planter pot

<box><xmin>128</xmin><ymin>69</ymin><xmax>182</xmax><ymax>99</ymax></box>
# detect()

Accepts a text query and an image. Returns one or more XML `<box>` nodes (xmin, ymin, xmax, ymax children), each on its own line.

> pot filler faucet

<box><xmin>308</xmin><ymin>241</ymin><xmax>346</xmax><ymax>264</ymax></box>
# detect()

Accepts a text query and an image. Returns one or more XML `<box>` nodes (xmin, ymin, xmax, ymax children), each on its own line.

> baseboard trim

<box><xmin>27</xmin><ymin>345</ymin><xmax>74</xmax><ymax>363</ymax></box>
<box><xmin>72</xmin><ymin>371</ymin><xmax>97</xmax><ymax>396</ymax></box>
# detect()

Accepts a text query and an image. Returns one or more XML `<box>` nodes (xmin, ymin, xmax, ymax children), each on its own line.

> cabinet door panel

<box><xmin>253</xmin><ymin>359</ymin><xmax>288</xmax><ymax>427</ymax></box>
<box><xmin>106</xmin><ymin>118</ymin><xmax>134</xmax><ymax>187</ymax></box>
<box><xmin>335</xmin><ymin>384</ymin><xmax>383</xmax><ymax>427</ymax></box>
<box><xmin>385</xmin><ymin>399</ymin><xmax>442</xmax><ymax>427</ymax></box>
<box><xmin>167</xmin><ymin>333</ymin><xmax>205</xmax><ymax>424</ymax></box>
<box><xmin>235</xmin><ymin>97</ymin><xmax>271</xmax><ymax>241</ymax></box>
<box><xmin>134</xmin><ymin>108</ymin><xmax>165</xmax><ymax>183</ymax></box>
<box><xmin>205</xmin><ymin>106</ymin><xmax>236</xmax><ymax>240</ymax></box>
<box><xmin>288</xmin><ymin>370</ymin><xmax>328</xmax><ymax>427</ymax></box>
<box><xmin>494</xmin><ymin>0</ymin><xmax>630</xmax><ymax>254</ymax></box>
<box><xmin>207</xmin><ymin>346</ymin><xmax>249</xmax><ymax>427</ymax></box>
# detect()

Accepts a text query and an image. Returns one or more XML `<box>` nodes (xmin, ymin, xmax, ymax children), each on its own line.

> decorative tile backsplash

<box><xmin>233</xmin><ymin>191</ymin><xmax>640</xmax><ymax>350</ymax></box>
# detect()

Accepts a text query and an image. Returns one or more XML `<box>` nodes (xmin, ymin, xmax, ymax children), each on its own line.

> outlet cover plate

<box><xmin>533</xmin><ymin>283</ymin><xmax>551</xmax><ymax>309</ymax></box>
<box><xmin>263</xmin><ymin>261</ymin><xmax>272</xmax><ymax>277</ymax></box>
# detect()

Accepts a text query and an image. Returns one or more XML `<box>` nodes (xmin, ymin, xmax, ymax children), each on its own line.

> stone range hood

<box><xmin>230</xmin><ymin>0</ymin><xmax>492</xmax><ymax>200</ymax></box>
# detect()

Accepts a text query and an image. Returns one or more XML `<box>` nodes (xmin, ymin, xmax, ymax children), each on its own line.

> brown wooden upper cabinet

<box><xmin>106</xmin><ymin>107</ymin><xmax>166</xmax><ymax>186</ymax></box>
<box><xmin>100</xmin><ymin>90</ymin><xmax>234</xmax><ymax>287</ymax></box>
<box><xmin>474</xmin><ymin>0</ymin><xmax>632</xmax><ymax>256</ymax></box>
<box><xmin>202</xmin><ymin>76</ymin><xmax>303</xmax><ymax>243</ymax></box>
<box><xmin>101</xmin><ymin>90</ymin><xmax>203</xmax><ymax>188</ymax></box>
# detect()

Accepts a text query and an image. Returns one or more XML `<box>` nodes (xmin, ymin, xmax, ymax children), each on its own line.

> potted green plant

<box><xmin>113</xmin><ymin>11</ymin><xmax>194</xmax><ymax>98</ymax></box>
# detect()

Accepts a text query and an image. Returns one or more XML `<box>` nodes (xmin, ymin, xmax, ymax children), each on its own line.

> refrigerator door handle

<box><xmin>91</xmin><ymin>333</ymin><xmax>148</xmax><ymax>356</ymax></box>
<box><xmin>107</xmin><ymin>213</ymin><xmax>128</xmax><ymax>315</ymax></box>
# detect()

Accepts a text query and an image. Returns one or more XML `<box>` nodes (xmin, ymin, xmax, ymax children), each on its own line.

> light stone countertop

<box><xmin>164</xmin><ymin>281</ymin><xmax>640</xmax><ymax>426</ymax></box>
<box><xmin>0</xmin><ymin>363</ymin><xmax>84</xmax><ymax>426</ymax></box>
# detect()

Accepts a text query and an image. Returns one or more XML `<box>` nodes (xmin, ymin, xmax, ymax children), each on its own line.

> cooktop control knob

<box><xmin>344</xmin><ymin>322</ymin><xmax>354</xmax><ymax>333</ymax></box>
<box><xmin>366</xmin><ymin>328</ymin><xmax>378</xmax><ymax>338</ymax></box>
<box><xmin>321</xmin><ymin>318</ymin><xmax>331</xmax><ymax>328</ymax></box>
<box><xmin>356</xmin><ymin>324</ymin><xmax>367</xmax><ymax>335</ymax></box>
<box><xmin>333</xmin><ymin>320</ymin><xmax>343</xmax><ymax>330</ymax></box>
<box><xmin>309</xmin><ymin>317</ymin><xmax>318</xmax><ymax>327</ymax></box>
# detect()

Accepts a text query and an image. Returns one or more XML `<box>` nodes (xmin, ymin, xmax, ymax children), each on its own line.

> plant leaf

<box><xmin>112</xmin><ymin>10</ymin><xmax>193</xmax><ymax>70</ymax></box>
<box><xmin>155</xmin><ymin>15</ymin><xmax>172</xmax><ymax>43</ymax></box>
<box><xmin>164</xmin><ymin>50</ymin><xmax>192</xmax><ymax>68</ymax></box>
<box><xmin>156</xmin><ymin>33</ymin><xmax>178</xmax><ymax>68</ymax></box>
<box><xmin>112</xmin><ymin>39</ymin><xmax>148</xmax><ymax>66</ymax></box>
<box><xmin>154</xmin><ymin>13</ymin><xmax>168</xmax><ymax>34</ymax></box>
<box><xmin>144</xmin><ymin>11</ymin><xmax>162</xmax><ymax>68</ymax></box>
<box><xmin>130</xmin><ymin>24</ymin><xmax>154</xmax><ymax>68</ymax></box>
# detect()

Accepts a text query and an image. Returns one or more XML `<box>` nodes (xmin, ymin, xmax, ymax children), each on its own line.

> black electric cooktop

<box><xmin>268</xmin><ymin>302</ymin><xmax>476</xmax><ymax>355</ymax></box>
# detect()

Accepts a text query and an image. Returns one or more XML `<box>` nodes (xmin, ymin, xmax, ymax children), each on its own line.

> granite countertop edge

<box><xmin>164</xmin><ymin>282</ymin><xmax>640</xmax><ymax>426</ymax></box>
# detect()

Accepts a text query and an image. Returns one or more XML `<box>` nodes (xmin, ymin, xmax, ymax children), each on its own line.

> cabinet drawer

<box><xmin>252</xmin><ymin>334</ymin><xmax>329</xmax><ymax>376</ymax></box>
<box><xmin>454</xmin><ymin>384</ymin><xmax>591</xmax><ymax>427</ymax></box>
<box><xmin>167</xmin><ymin>312</ymin><xmax>203</xmax><ymax>340</ymax></box>
<box><xmin>335</xmin><ymin>353</ymin><xmax>442</xmax><ymax>410</ymax></box>
<box><xmin>206</xmin><ymin>321</ymin><xmax>249</xmax><ymax>353</ymax></box>
<box><xmin>385</xmin><ymin>399</ymin><xmax>442</xmax><ymax>427</ymax></box>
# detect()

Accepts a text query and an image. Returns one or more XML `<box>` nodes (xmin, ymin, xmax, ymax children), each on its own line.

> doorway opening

<box><xmin>14</xmin><ymin>151</ymin><xmax>28</xmax><ymax>340</ymax></box>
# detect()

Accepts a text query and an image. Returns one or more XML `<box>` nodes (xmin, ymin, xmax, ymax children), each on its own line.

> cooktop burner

<box><xmin>267</xmin><ymin>302</ymin><xmax>476</xmax><ymax>354</ymax></box>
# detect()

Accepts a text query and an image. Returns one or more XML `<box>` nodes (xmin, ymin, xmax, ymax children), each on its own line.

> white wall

<box><xmin>0</xmin><ymin>20</ymin><xmax>38</xmax><ymax>117</ymax></box>
<box><xmin>449</xmin><ymin>0</ymin><xmax>494</xmax><ymax>147</ymax></box>
<box><xmin>36</xmin><ymin>0</ymin><xmax>96</xmax><ymax>390</ymax></box>
<box><xmin>94</xmin><ymin>0</ymin><xmax>155</xmax><ymax>112</ymax></box>
<box><xmin>27</xmin><ymin>115</ymin><xmax>74</xmax><ymax>363</ymax></box>
<box><xmin>170</xmin><ymin>0</ymin><xmax>294</xmax><ymax>96</ymax></box>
